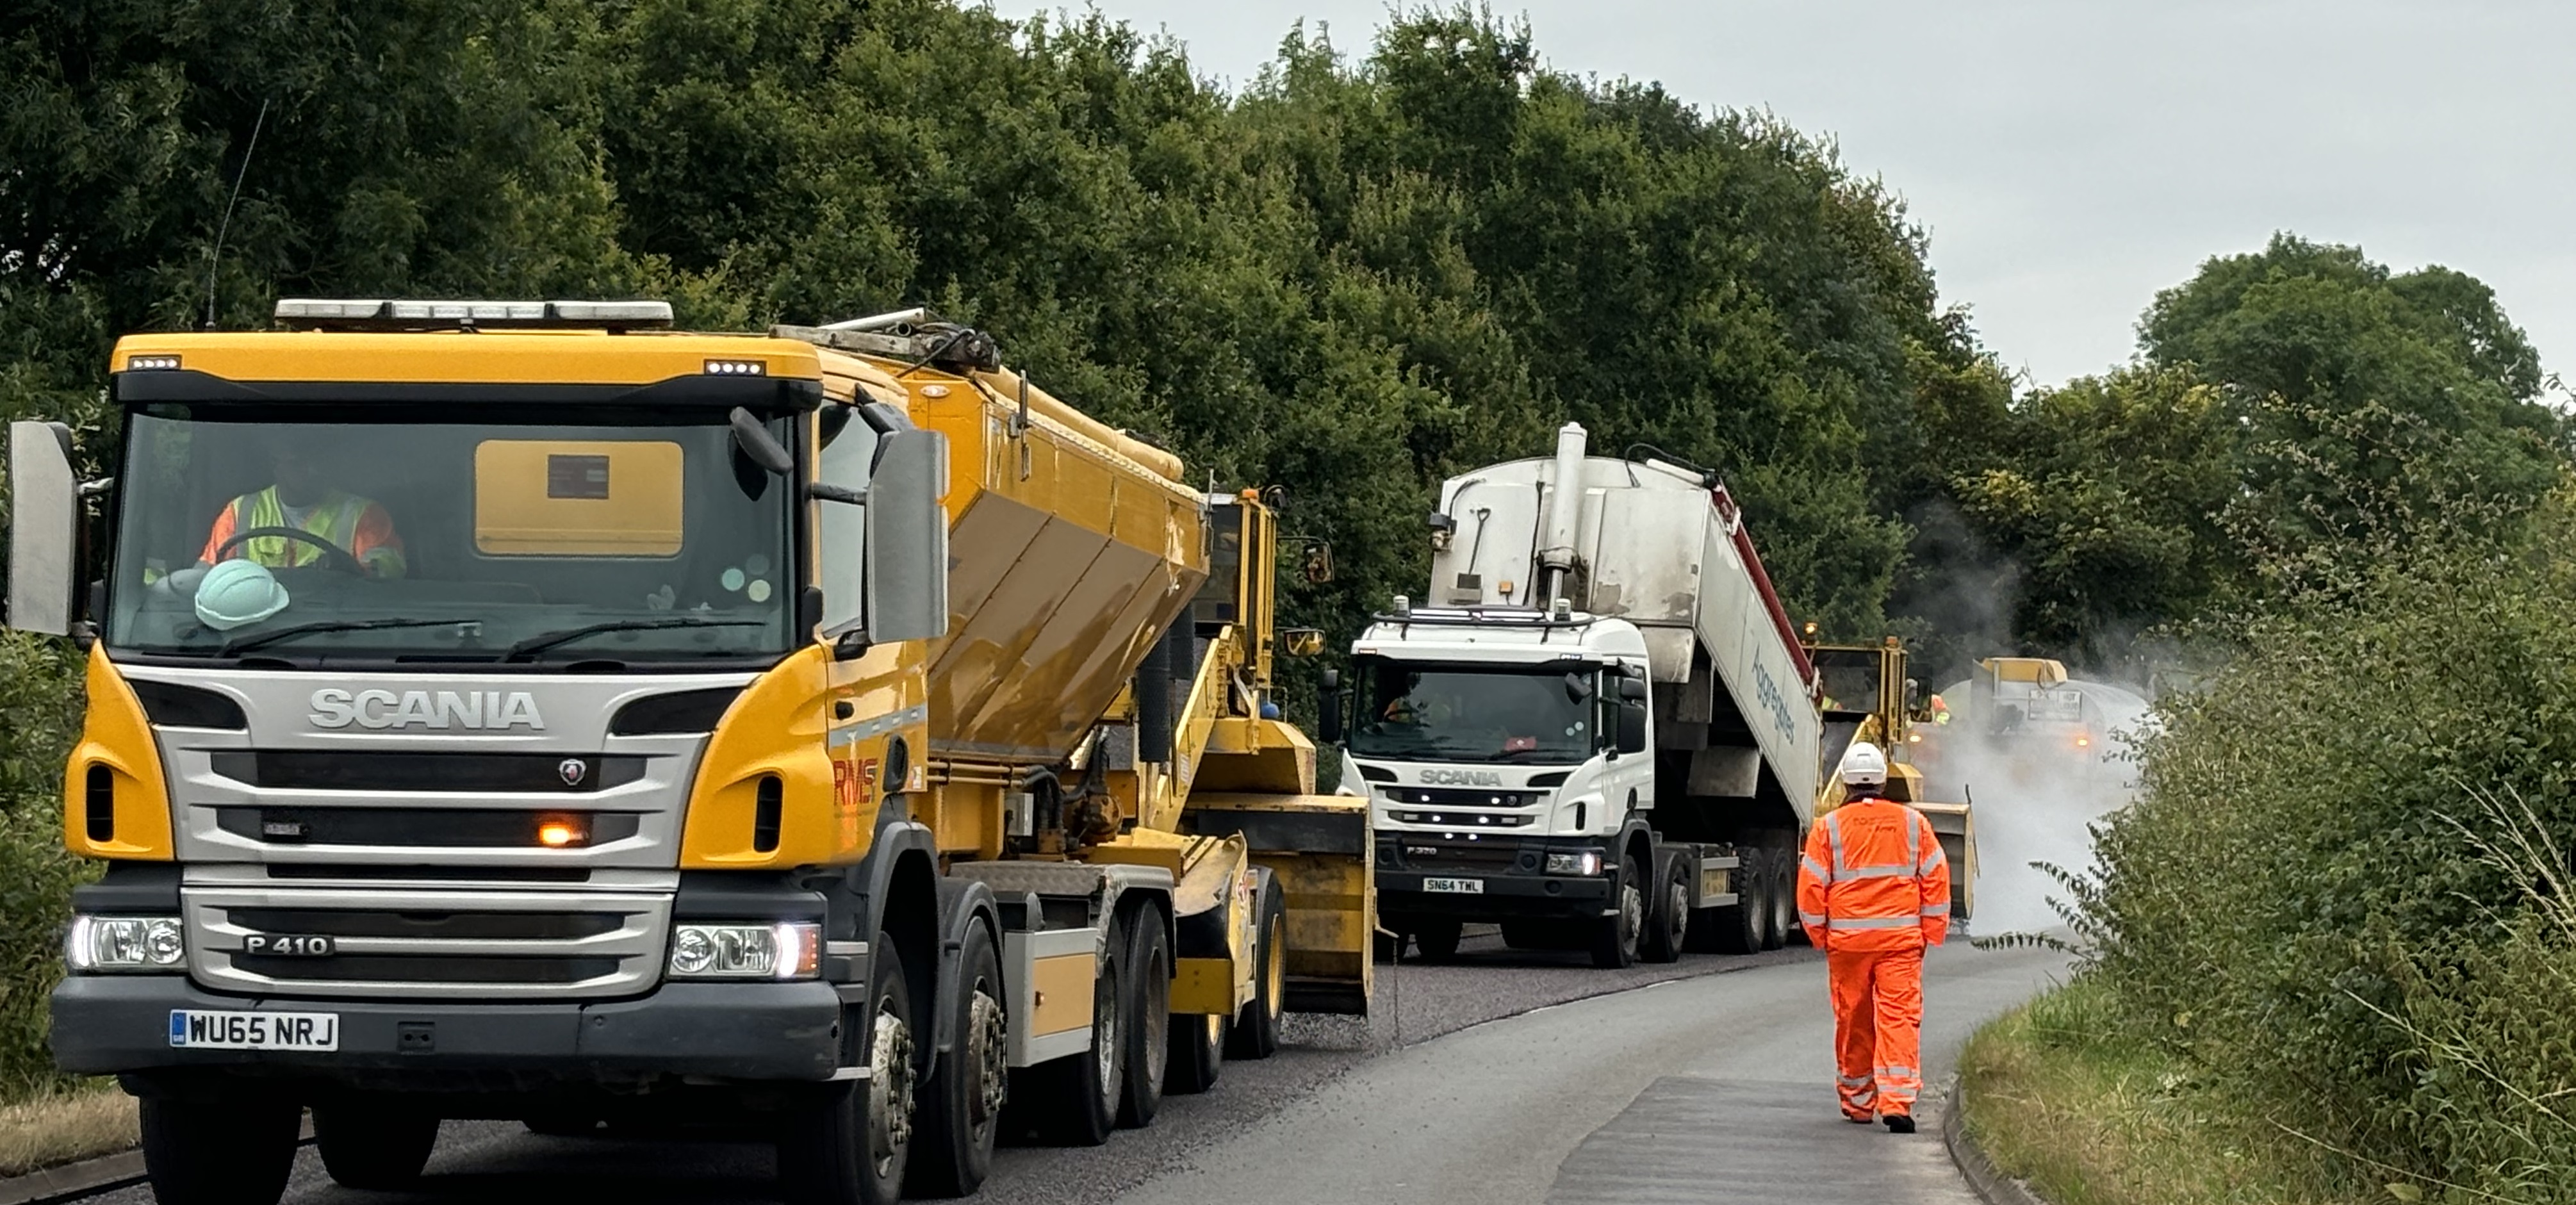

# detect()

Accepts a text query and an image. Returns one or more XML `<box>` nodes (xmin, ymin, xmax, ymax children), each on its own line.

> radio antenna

<box><xmin>202</xmin><ymin>97</ymin><xmax>271</xmax><ymax>331</ymax></box>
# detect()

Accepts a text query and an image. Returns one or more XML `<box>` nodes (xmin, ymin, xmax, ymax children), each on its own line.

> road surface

<box><xmin>85</xmin><ymin>935</ymin><xmax>2062</xmax><ymax>1205</ymax></box>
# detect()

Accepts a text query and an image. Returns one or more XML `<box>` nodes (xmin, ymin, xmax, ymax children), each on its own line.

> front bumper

<box><xmin>52</xmin><ymin>974</ymin><xmax>846</xmax><ymax>1086</ymax></box>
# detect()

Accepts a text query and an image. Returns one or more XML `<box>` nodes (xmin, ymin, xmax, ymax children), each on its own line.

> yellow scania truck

<box><xmin>7</xmin><ymin>300</ymin><xmax>1370</xmax><ymax>1205</ymax></box>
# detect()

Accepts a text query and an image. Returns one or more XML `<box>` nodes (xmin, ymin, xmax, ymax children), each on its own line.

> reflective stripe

<box><xmin>1838</xmin><ymin>1074</ymin><xmax>1872</xmax><ymax>1087</ymax></box>
<box><xmin>1842</xmin><ymin>863</ymin><xmax>1916</xmax><ymax>880</ymax></box>
<box><xmin>1915</xmin><ymin>814</ymin><xmax>1944</xmax><ymax>875</ymax></box>
<box><xmin>1921</xmin><ymin>902</ymin><xmax>1949</xmax><ymax>917</ymax></box>
<box><xmin>1801</xmin><ymin>855</ymin><xmax>1831</xmax><ymax>883</ymax></box>
<box><xmin>1878</xmin><ymin>1065</ymin><xmax>1919</xmax><ymax>1079</ymax></box>
<box><xmin>1825</xmin><ymin>810</ymin><xmax>1847</xmax><ymax>874</ymax></box>
<box><xmin>1832</xmin><ymin>915</ymin><xmax>1918</xmax><ymax>930</ymax></box>
<box><xmin>1798</xmin><ymin>912</ymin><xmax>1828</xmax><ymax>928</ymax></box>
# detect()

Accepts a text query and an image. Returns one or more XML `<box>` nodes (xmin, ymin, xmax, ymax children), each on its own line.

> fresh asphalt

<box><xmin>81</xmin><ymin>934</ymin><xmax>2065</xmax><ymax>1205</ymax></box>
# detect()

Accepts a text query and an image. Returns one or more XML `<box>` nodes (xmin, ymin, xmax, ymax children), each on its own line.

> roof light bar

<box><xmin>272</xmin><ymin>299</ymin><xmax>675</xmax><ymax>331</ymax></box>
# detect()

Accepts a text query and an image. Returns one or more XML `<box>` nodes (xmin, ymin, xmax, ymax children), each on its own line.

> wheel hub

<box><xmin>866</xmin><ymin>999</ymin><xmax>916</xmax><ymax>1174</ymax></box>
<box><xmin>968</xmin><ymin>987</ymin><xmax>1007</xmax><ymax>1126</ymax></box>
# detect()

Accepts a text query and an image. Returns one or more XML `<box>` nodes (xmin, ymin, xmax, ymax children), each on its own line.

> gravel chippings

<box><xmin>83</xmin><ymin>932</ymin><xmax>1820</xmax><ymax>1205</ymax></box>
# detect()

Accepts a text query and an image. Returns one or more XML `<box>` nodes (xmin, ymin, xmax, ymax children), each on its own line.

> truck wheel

<box><xmin>907</xmin><ymin>922</ymin><xmax>1005</xmax><ymax>1198</ymax></box>
<box><xmin>1167</xmin><ymin>1012</ymin><xmax>1225</xmax><ymax>1095</ymax></box>
<box><xmin>1763</xmin><ymin>842</ymin><xmax>1796</xmax><ymax>951</ymax></box>
<box><xmin>1641</xmin><ymin>856</ymin><xmax>1690</xmax><ymax>963</ymax></box>
<box><xmin>139</xmin><ymin>1094</ymin><xmax>300</xmax><ymax>1205</ymax></box>
<box><xmin>1226</xmin><ymin>874</ymin><xmax>1286</xmax><ymax>1060</ymax></box>
<box><xmin>1747</xmin><ymin>848</ymin><xmax>1780</xmax><ymax>949</ymax></box>
<box><xmin>314</xmin><ymin>1101</ymin><xmax>438</xmax><ymax>1189</ymax></box>
<box><xmin>1118</xmin><ymin>906</ymin><xmax>1171</xmax><ymax>1129</ymax></box>
<box><xmin>1013</xmin><ymin>912</ymin><xmax>1124</xmax><ymax>1145</ymax></box>
<box><xmin>1706</xmin><ymin>849</ymin><xmax>1766</xmax><ymax>955</ymax></box>
<box><xmin>1412</xmin><ymin>919</ymin><xmax>1463</xmax><ymax>962</ymax></box>
<box><xmin>780</xmin><ymin>928</ymin><xmax>917</xmax><ymax>1205</ymax></box>
<box><xmin>1589</xmin><ymin>856</ymin><xmax>1645</xmax><ymax>969</ymax></box>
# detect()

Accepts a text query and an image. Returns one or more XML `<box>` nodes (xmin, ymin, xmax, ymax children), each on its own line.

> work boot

<box><xmin>1883</xmin><ymin>1112</ymin><xmax>1916</xmax><ymax>1134</ymax></box>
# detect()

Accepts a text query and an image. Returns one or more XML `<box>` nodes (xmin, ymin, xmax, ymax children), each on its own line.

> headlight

<box><xmin>668</xmin><ymin>922</ymin><xmax>821</xmax><ymax>981</ymax></box>
<box><xmin>67</xmin><ymin>915</ymin><xmax>186</xmax><ymax>972</ymax></box>
<box><xmin>1544</xmin><ymin>851</ymin><xmax>1603</xmax><ymax>876</ymax></box>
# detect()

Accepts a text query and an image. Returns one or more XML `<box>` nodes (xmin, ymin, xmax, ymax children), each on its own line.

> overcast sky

<box><xmin>1079</xmin><ymin>1</ymin><xmax>2576</xmax><ymax>391</ymax></box>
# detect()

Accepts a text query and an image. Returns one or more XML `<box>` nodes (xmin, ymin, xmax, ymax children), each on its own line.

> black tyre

<box><xmin>1015</xmin><ymin>913</ymin><xmax>1124</xmax><ymax>1145</ymax></box>
<box><xmin>1589</xmin><ymin>855</ymin><xmax>1645</xmax><ymax>969</ymax></box>
<box><xmin>780</xmin><ymin>929</ymin><xmax>917</xmax><ymax>1205</ymax></box>
<box><xmin>1762</xmin><ymin>840</ymin><xmax>1795</xmax><ymax>951</ymax></box>
<box><xmin>907</xmin><ymin>922</ymin><xmax>1006</xmax><ymax>1198</ymax></box>
<box><xmin>1707</xmin><ymin>848</ymin><xmax>1766</xmax><ymax>955</ymax></box>
<box><xmin>1640</xmin><ymin>854</ymin><xmax>1690</xmax><ymax>963</ymax></box>
<box><xmin>314</xmin><ymin>1101</ymin><xmax>438</xmax><ymax>1190</ymax></box>
<box><xmin>523</xmin><ymin>1114</ymin><xmax>600</xmax><ymax>1137</ymax></box>
<box><xmin>1226</xmin><ymin>873</ymin><xmax>1286</xmax><ymax>1060</ymax></box>
<box><xmin>1166</xmin><ymin>1010</ymin><xmax>1225</xmax><ymax>1095</ymax></box>
<box><xmin>1117</xmin><ymin>907</ymin><xmax>1171</xmax><ymax>1129</ymax></box>
<box><xmin>1411</xmin><ymin>918</ymin><xmax>1463</xmax><ymax>963</ymax></box>
<box><xmin>138</xmin><ymin>1094</ymin><xmax>301</xmax><ymax>1205</ymax></box>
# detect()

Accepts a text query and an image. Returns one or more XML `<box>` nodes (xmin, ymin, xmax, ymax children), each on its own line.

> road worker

<box><xmin>199</xmin><ymin>442</ymin><xmax>406</xmax><ymax>577</ymax></box>
<box><xmin>1797</xmin><ymin>741</ymin><xmax>1951</xmax><ymax>1133</ymax></box>
<box><xmin>1929</xmin><ymin>693</ymin><xmax>1951</xmax><ymax>725</ymax></box>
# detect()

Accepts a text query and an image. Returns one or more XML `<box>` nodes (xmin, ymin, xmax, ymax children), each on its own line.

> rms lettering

<box><xmin>309</xmin><ymin>689</ymin><xmax>545</xmax><ymax>731</ymax></box>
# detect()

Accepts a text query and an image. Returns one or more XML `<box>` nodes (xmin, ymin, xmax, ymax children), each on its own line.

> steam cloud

<box><xmin>1918</xmin><ymin>677</ymin><xmax>2151</xmax><ymax>935</ymax></box>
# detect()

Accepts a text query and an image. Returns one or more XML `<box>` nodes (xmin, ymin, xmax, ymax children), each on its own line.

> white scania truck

<box><xmin>1327</xmin><ymin>424</ymin><xmax>1823</xmax><ymax>966</ymax></box>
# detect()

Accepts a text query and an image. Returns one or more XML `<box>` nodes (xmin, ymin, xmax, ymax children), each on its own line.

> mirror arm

<box><xmin>831</xmin><ymin>629</ymin><xmax>873</xmax><ymax>662</ymax></box>
<box><xmin>808</xmin><ymin>482</ymin><xmax>868</xmax><ymax>505</ymax></box>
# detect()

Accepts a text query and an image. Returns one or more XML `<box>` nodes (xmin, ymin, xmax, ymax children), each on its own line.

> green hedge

<box><xmin>2083</xmin><ymin>490</ymin><xmax>2576</xmax><ymax>1199</ymax></box>
<box><xmin>0</xmin><ymin>634</ymin><xmax>87</xmax><ymax>1103</ymax></box>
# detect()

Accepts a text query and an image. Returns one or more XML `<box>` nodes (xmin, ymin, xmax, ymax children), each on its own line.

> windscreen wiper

<box><xmin>219</xmin><ymin>617</ymin><xmax>479</xmax><ymax>657</ymax></box>
<box><xmin>502</xmin><ymin>616</ymin><xmax>763</xmax><ymax>662</ymax></box>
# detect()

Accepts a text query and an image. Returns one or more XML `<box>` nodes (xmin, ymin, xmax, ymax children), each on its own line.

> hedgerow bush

<box><xmin>0</xmin><ymin>633</ymin><xmax>87</xmax><ymax>1102</ymax></box>
<box><xmin>2083</xmin><ymin>490</ymin><xmax>2576</xmax><ymax>1198</ymax></box>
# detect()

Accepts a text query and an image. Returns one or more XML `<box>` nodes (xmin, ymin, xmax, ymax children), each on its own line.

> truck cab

<box><xmin>1338</xmin><ymin>604</ymin><xmax>1653</xmax><ymax>965</ymax></box>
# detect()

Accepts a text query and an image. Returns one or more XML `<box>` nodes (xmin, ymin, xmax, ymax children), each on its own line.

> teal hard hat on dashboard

<box><xmin>193</xmin><ymin>559</ymin><xmax>290</xmax><ymax>630</ymax></box>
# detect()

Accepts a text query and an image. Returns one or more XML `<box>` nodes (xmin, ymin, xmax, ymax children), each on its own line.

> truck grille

<box><xmin>184</xmin><ymin>886</ymin><xmax>669</xmax><ymax>1001</ymax></box>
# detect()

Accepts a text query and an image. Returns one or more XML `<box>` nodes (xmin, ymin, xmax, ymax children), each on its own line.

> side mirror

<box><xmin>1301</xmin><ymin>541</ymin><xmax>1334</xmax><ymax>584</ymax></box>
<box><xmin>729</xmin><ymin>407</ymin><xmax>794</xmax><ymax>476</ymax></box>
<box><xmin>1318</xmin><ymin>668</ymin><xmax>1345</xmax><ymax>745</ymax></box>
<box><xmin>863</xmin><ymin>428</ymin><xmax>951</xmax><ymax>644</ymax></box>
<box><xmin>10</xmin><ymin>421</ymin><xmax>79</xmax><ymax>636</ymax></box>
<box><xmin>1618</xmin><ymin>676</ymin><xmax>1646</xmax><ymax>703</ymax></box>
<box><xmin>1616</xmin><ymin>700</ymin><xmax>1648</xmax><ymax>755</ymax></box>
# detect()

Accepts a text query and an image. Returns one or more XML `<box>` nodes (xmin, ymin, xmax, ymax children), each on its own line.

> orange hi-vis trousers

<box><xmin>1830</xmin><ymin>946</ymin><xmax>1924</xmax><ymax>1119</ymax></box>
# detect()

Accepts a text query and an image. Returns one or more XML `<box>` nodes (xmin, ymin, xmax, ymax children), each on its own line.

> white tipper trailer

<box><xmin>1327</xmin><ymin>423</ymin><xmax>1825</xmax><ymax>965</ymax></box>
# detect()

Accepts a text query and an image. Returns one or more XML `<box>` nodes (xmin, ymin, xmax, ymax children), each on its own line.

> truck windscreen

<box><xmin>104</xmin><ymin>403</ymin><xmax>797</xmax><ymax>664</ymax></box>
<box><xmin>1347</xmin><ymin>659</ymin><xmax>1600</xmax><ymax>765</ymax></box>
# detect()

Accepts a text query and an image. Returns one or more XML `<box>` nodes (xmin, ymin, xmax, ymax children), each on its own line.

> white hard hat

<box><xmin>1839</xmin><ymin>741</ymin><xmax>1889</xmax><ymax>788</ymax></box>
<box><xmin>194</xmin><ymin>559</ymin><xmax>290</xmax><ymax>630</ymax></box>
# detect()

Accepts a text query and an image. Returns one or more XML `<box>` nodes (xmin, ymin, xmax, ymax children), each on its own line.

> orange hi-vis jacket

<box><xmin>1796</xmin><ymin>797</ymin><xmax>1951</xmax><ymax>951</ymax></box>
<box><xmin>201</xmin><ymin>487</ymin><xmax>406</xmax><ymax>578</ymax></box>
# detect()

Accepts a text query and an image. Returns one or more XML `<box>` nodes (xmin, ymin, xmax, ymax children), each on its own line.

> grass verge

<box><xmin>1958</xmin><ymin>976</ymin><xmax>2370</xmax><ymax>1205</ymax></box>
<box><xmin>0</xmin><ymin>1084</ymin><xmax>137</xmax><ymax>1177</ymax></box>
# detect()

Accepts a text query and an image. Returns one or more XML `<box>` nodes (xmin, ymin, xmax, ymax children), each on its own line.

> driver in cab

<box><xmin>199</xmin><ymin>443</ymin><xmax>407</xmax><ymax>578</ymax></box>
